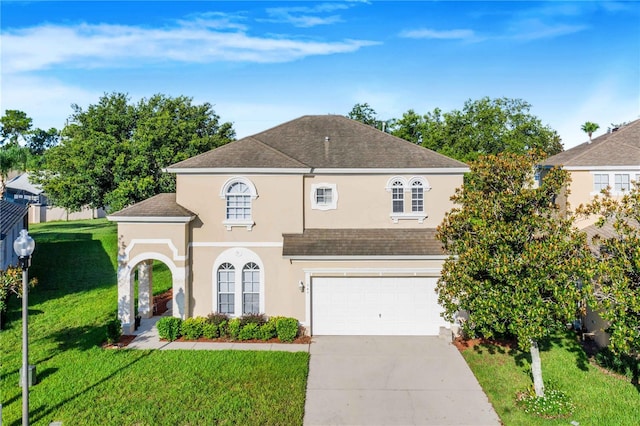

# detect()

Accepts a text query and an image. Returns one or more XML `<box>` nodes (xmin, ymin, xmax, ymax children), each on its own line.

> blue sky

<box><xmin>1</xmin><ymin>1</ymin><xmax>639</xmax><ymax>149</ymax></box>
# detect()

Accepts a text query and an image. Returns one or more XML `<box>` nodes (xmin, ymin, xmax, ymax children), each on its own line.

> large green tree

<box><xmin>389</xmin><ymin>97</ymin><xmax>563</xmax><ymax>162</ymax></box>
<box><xmin>39</xmin><ymin>93</ymin><xmax>235</xmax><ymax>212</ymax></box>
<box><xmin>436</xmin><ymin>151</ymin><xmax>593</xmax><ymax>397</ymax></box>
<box><xmin>579</xmin><ymin>182</ymin><xmax>640</xmax><ymax>355</ymax></box>
<box><xmin>346</xmin><ymin>103</ymin><xmax>391</xmax><ymax>132</ymax></box>
<box><xmin>0</xmin><ymin>109</ymin><xmax>33</xmax><ymax>146</ymax></box>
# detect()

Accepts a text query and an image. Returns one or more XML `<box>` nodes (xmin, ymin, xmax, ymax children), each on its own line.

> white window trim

<box><xmin>219</xmin><ymin>177</ymin><xmax>258</xmax><ymax>230</ymax></box>
<box><xmin>310</xmin><ymin>183</ymin><xmax>338</xmax><ymax>210</ymax></box>
<box><xmin>590</xmin><ymin>171</ymin><xmax>636</xmax><ymax>196</ymax></box>
<box><xmin>385</xmin><ymin>176</ymin><xmax>430</xmax><ymax>223</ymax></box>
<box><xmin>212</xmin><ymin>247</ymin><xmax>265</xmax><ymax>316</ymax></box>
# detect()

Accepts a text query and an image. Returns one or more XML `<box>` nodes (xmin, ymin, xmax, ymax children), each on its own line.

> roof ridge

<box><xmin>246</xmin><ymin>136</ymin><xmax>311</xmax><ymax>168</ymax></box>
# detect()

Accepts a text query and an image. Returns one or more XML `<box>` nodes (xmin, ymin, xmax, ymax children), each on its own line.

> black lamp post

<box><xmin>14</xmin><ymin>229</ymin><xmax>35</xmax><ymax>426</ymax></box>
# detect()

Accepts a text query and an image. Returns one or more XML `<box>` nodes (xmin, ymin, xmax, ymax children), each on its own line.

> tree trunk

<box><xmin>530</xmin><ymin>339</ymin><xmax>545</xmax><ymax>397</ymax></box>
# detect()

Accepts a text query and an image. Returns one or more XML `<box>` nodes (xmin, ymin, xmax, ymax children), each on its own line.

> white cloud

<box><xmin>0</xmin><ymin>75</ymin><xmax>100</xmax><ymax>130</ymax></box>
<box><xmin>399</xmin><ymin>28</ymin><xmax>476</xmax><ymax>40</ymax></box>
<box><xmin>507</xmin><ymin>19</ymin><xmax>587</xmax><ymax>41</ymax></box>
<box><xmin>263</xmin><ymin>3</ymin><xmax>351</xmax><ymax>27</ymax></box>
<box><xmin>1</xmin><ymin>20</ymin><xmax>379</xmax><ymax>73</ymax></box>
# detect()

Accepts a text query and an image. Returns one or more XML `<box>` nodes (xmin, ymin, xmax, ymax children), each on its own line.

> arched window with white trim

<box><xmin>213</xmin><ymin>248</ymin><xmax>265</xmax><ymax>316</ymax></box>
<box><xmin>217</xmin><ymin>263</ymin><xmax>235</xmax><ymax>314</ymax></box>
<box><xmin>411</xmin><ymin>180</ymin><xmax>424</xmax><ymax>213</ymax></box>
<box><xmin>220</xmin><ymin>177</ymin><xmax>258</xmax><ymax>230</ymax></box>
<box><xmin>242</xmin><ymin>262</ymin><xmax>260</xmax><ymax>314</ymax></box>
<box><xmin>391</xmin><ymin>179</ymin><xmax>405</xmax><ymax>213</ymax></box>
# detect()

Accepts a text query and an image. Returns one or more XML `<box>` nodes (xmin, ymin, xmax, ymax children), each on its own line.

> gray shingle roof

<box><xmin>542</xmin><ymin>119</ymin><xmax>640</xmax><ymax>168</ymax></box>
<box><xmin>108</xmin><ymin>193</ymin><xmax>195</xmax><ymax>219</ymax></box>
<box><xmin>0</xmin><ymin>200</ymin><xmax>28</xmax><ymax>238</ymax></box>
<box><xmin>282</xmin><ymin>228</ymin><xmax>444</xmax><ymax>257</ymax></box>
<box><xmin>168</xmin><ymin>115</ymin><xmax>467</xmax><ymax>171</ymax></box>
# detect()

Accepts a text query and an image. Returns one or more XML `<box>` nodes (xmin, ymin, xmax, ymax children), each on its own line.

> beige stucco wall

<box><xmin>116</xmin><ymin>222</ymin><xmax>190</xmax><ymax>266</ymax></box>
<box><xmin>303</xmin><ymin>173</ymin><xmax>463</xmax><ymax>229</ymax></box>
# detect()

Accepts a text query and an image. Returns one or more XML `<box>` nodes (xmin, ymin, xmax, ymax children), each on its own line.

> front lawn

<box><xmin>461</xmin><ymin>332</ymin><xmax>640</xmax><ymax>425</ymax></box>
<box><xmin>0</xmin><ymin>219</ymin><xmax>309</xmax><ymax>425</ymax></box>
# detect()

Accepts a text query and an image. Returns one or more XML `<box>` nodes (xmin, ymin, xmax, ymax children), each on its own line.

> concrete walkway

<box><xmin>126</xmin><ymin>312</ymin><xmax>309</xmax><ymax>352</ymax></box>
<box><xmin>304</xmin><ymin>336</ymin><xmax>500</xmax><ymax>426</ymax></box>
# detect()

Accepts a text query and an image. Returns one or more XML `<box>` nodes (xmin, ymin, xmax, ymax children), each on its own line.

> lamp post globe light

<box><xmin>14</xmin><ymin>229</ymin><xmax>35</xmax><ymax>426</ymax></box>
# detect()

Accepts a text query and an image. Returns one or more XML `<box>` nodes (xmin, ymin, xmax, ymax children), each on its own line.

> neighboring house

<box><xmin>108</xmin><ymin>115</ymin><xmax>469</xmax><ymax>335</ymax></box>
<box><xmin>540</xmin><ymin>118</ymin><xmax>640</xmax><ymax>228</ymax></box>
<box><xmin>5</xmin><ymin>173</ymin><xmax>106</xmax><ymax>223</ymax></box>
<box><xmin>0</xmin><ymin>200</ymin><xmax>29</xmax><ymax>270</ymax></box>
<box><xmin>541</xmin><ymin>118</ymin><xmax>640</xmax><ymax>347</ymax></box>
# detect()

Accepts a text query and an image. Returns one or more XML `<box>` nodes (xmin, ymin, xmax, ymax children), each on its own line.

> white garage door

<box><xmin>311</xmin><ymin>277</ymin><xmax>448</xmax><ymax>335</ymax></box>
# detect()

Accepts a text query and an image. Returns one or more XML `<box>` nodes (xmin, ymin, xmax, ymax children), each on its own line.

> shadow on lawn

<box><xmin>470</xmin><ymin>330</ymin><xmax>591</xmax><ymax>372</ymax></box>
<box><xmin>6</xmin><ymin>351</ymin><xmax>152</xmax><ymax>426</ymax></box>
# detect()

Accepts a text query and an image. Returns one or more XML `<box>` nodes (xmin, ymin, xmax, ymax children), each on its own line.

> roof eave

<box><xmin>107</xmin><ymin>215</ymin><xmax>196</xmax><ymax>223</ymax></box>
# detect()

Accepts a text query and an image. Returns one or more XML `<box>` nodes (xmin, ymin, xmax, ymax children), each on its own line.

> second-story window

<box><xmin>615</xmin><ymin>174</ymin><xmax>630</xmax><ymax>192</ymax></box>
<box><xmin>392</xmin><ymin>180</ymin><xmax>404</xmax><ymax>213</ymax></box>
<box><xmin>411</xmin><ymin>180</ymin><xmax>424</xmax><ymax>213</ymax></box>
<box><xmin>310</xmin><ymin>183</ymin><xmax>338</xmax><ymax>210</ymax></box>
<box><xmin>220</xmin><ymin>177</ymin><xmax>258</xmax><ymax>230</ymax></box>
<box><xmin>593</xmin><ymin>174</ymin><xmax>609</xmax><ymax>192</ymax></box>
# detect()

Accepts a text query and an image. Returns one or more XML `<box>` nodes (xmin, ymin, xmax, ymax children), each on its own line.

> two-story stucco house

<box><xmin>108</xmin><ymin>115</ymin><xmax>468</xmax><ymax>335</ymax></box>
<box><xmin>540</xmin><ymin>118</ymin><xmax>640</xmax><ymax>228</ymax></box>
<box><xmin>540</xmin><ymin>118</ymin><xmax>639</xmax><ymax>347</ymax></box>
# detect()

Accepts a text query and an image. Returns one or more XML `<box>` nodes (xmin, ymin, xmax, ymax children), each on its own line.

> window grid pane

<box><xmin>412</xmin><ymin>188</ymin><xmax>424</xmax><ymax>212</ymax></box>
<box><xmin>226</xmin><ymin>182</ymin><xmax>252</xmax><ymax>220</ymax></box>
<box><xmin>594</xmin><ymin>174</ymin><xmax>609</xmax><ymax>192</ymax></box>
<box><xmin>615</xmin><ymin>174</ymin><xmax>630</xmax><ymax>192</ymax></box>
<box><xmin>242</xmin><ymin>262</ymin><xmax>260</xmax><ymax>314</ymax></box>
<box><xmin>392</xmin><ymin>184</ymin><xmax>404</xmax><ymax>213</ymax></box>
<box><xmin>218</xmin><ymin>263</ymin><xmax>235</xmax><ymax>314</ymax></box>
<box><xmin>316</xmin><ymin>188</ymin><xmax>332</xmax><ymax>204</ymax></box>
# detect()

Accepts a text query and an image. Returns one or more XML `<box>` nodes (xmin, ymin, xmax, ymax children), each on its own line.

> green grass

<box><xmin>1</xmin><ymin>219</ymin><xmax>309</xmax><ymax>425</ymax></box>
<box><xmin>461</xmin><ymin>332</ymin><xmax>640</xmax><ymax>425</ymax></box>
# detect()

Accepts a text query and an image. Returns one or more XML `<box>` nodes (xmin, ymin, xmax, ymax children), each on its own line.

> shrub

<box><xmin>202</xmin><ymin>322</ymin><xmax>218</xmax><ymax>339</ymax></box>
<box><xmin>236</xmin><ymin>322</ymin><xmax>258</xmax><ymax>340</ymax></box>
<box><xmin>217</xmin><ymin>320</ymin><xmax>228</xmax><ymax>338</ymax></box>
<box><xmin>594</xmin><ymin>347</ymin><xmax>639</xmax><ymax>381</ymax></box>
<box><xmin>257</xmin><ymin>321</ymin><xmax>277</xmax><ymax>341</ymax></box>
<box><xmin>227</xmin><ymin>318</ymin><xmax>242</xmax><ymax>340</ymax></box>
<box><xmin>106</xmin><ymin>317</ymin><xmax>122</xmax><ymax>344</ymax></box>
<box><xmin>207</xmin><ymin>312</ymin><xmax>229</xmax><ymax>326</ymax></box>
<box><xmin>181</xmin><ymin>317</ymin><xmax>206</xmax><ymax>340</ymax></box>
<box><xmin>276</xmin><ymin>317</ymin><xmax>299</xmax><ymax>343</ymax></box>
<box><xmin>157</xmin><ymin>316</ymin><xmax>182</xmax><ymax>341</ymax></box>
<box><xmin>240</xmin><ymin>313</ymin><xmax>267</xmax><ymax>327</ymax></box>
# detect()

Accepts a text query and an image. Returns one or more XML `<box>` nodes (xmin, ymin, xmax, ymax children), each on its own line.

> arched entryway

<box><xmin>117</xmin><ymin>251</ymin><xmax>187</xmax><ymax>334</ymax></box>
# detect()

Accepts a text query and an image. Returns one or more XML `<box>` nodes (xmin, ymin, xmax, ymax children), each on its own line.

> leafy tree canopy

<box><xmin>0</xmin><ymin>109</ymin><xmax>33</xmax><ymax>146</ymax></box>
<box><xmin>579</xmin><ymin>182</ymin><xmax>640</xmax><ymax>355</ymax></box>
<box><xmin>436</xmin><ymin>151</ymin><xmax>593</xmax><ymax>396</ymax></box>
<box><xmin>389</xmin><ymin>97</ymin><xmax>563</xmax><ymax>162</ymax></box>
<box><xmin>346</xmin><ymin>103</ymin><xmax>390</xmax><ymax>132</ymax></box>
<box><xmin>38</xmin><ymin>93</ymin><xmax>235</xmax><ymax>213</ymax></box>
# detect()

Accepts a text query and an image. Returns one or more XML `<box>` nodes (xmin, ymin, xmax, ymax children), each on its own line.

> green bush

<box><xmin>181</xmin><ymin>317</ymin><xmax>206</xmax><ymax>340</ymax></box>
<box><xmin>240</xmin><ymin>313</ymin><xmax>266</xmax><ymax>327</ymax></box>
<box><xmin>217</xmin><ymin>320</ymin><xmax>228</xmax><ymax>338</ymax></box>
<box><xmin>276</xmin><ymin>317</ymin><xmax>299</xmax><ymax>343</ymax></box>
<box><xmin>105</xmin><ymin>317</ymin><xmax>122</xmax><ymax>344</ymax></box>
<box><xmin>227</xmin><ymin>318</ymin><xmax>242</xmax><ymax>340</ymax></box>
<box><xmin>206</xmin><ymin>312</ymin><xmax>229</xmax><ymax>326</ymax></box>
<box><xmin>258</xmin><ymin>321</ymin><xmax>277</xmax><ymax>341</ymax></box>
<box><xmin>157</xmin><ymin>316</ymin><xmax>182</xmax><ymax>341</ymax></box>
<box><xmin>238</xmin><ymin>322</ymin><xmax>259</xmax><ymax>340</ymax></box>
<box><xmin>595</xmin><ymin>347</ymin><xmax>639</xmax><ymax>381</ymax></box>
<box><xmin>202</xmin><ymin>322</ymin><xmax>218</xmax><ymax>339</ymax></box>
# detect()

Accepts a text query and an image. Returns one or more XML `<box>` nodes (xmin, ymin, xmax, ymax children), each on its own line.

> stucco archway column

<box><xmin>117</xmin><ymin>261</ymin><xmax>135</xmax><ymax>334</ymax></box>
<box><xmin>137</xmin><ymin>260</ymin><xmax>154</xmax><ymax>319</ymax></box>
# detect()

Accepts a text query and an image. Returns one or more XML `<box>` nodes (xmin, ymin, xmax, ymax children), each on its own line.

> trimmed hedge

<box><xmin>157</xmin><ymin>316</ymin><xmax>182</xmax><ymax>341</ymax></box>
<box><xmin>159</xmin><ymin>314</ymin><xmax>301</xmax><ymax>342</ymax></box>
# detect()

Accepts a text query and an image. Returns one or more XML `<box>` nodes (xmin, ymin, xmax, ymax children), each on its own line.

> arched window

<box><xmin>391</xmin><ymin>180</ymin><xmax>404</xmax><ymax>213</ymax></box>
<box><xmin>220</xmin><ymin>177</ymin><xmax>258</xmax><ymax>230</ymax></box>
<box><xmin>217</xmin><ymin>263</ymin><xmax>235</xmax><ymax>314</ymax></box>
<box><xmin>411</xmin><ymin>180</ymin><xmax>424</xmax><ymax>213</ymax></box>
<box><xmin>242</xmin><ymin>262</ymin><xmax>260</xmax><ymax>314</ymax></box>
<box><xmin>213</xmin><ymin>248</ymin><xmax>264</xmax><ymax>317</ymax></box>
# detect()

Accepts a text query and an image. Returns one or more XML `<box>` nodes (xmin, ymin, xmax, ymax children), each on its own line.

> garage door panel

<box><xmin>312</xmin><ymin>277</ymin><xmax>448</xmax><ymax>336</ymax></box>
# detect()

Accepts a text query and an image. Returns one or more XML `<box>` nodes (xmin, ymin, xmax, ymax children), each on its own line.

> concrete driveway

<box><xmin>304</xmin><ymin>336</ymin><xmax>500</xmax><ymax>426</ymax></box>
